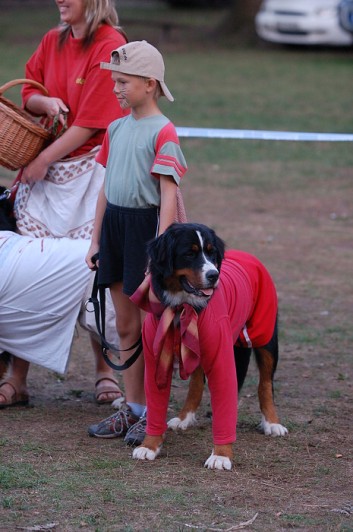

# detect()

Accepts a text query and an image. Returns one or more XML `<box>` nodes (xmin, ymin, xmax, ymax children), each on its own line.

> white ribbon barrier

<box><xmin>176</xmin><ymin>127</ymin><xmax>353</xmax><ymax>142</ymax></box>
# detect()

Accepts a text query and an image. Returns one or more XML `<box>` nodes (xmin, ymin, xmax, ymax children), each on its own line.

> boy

<box><xmin>86</xmin><ymin>41</ymin><xmax>187</xmax><ymax>445</ymax></box>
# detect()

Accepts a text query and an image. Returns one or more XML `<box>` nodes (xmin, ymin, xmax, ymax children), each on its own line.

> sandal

<box><xmin>0</xmin><ymin>377</ymin><xmax>29</xmax><ymax>409</ymax></box>
<box><xmin>95</xmin><ymin>372</ymin><xmax>124</xmax><ymax>405</ymax></box>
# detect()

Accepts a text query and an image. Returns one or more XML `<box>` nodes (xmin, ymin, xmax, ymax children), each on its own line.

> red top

<box><xmin>140</xmin><ymin>250</ymin><xmax>278</xmax><ymax>445</ymax></box>
<box><xmin>22</xmin><ymin>25</ymin><xmax>129</xmax><ymax>157</ymax></box>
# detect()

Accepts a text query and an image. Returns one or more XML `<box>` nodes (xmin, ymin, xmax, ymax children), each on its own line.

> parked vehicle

<box><xmin>255</xmin><ymin>0</ymin><xmax>353</xmax><ymax>46</ymax></box>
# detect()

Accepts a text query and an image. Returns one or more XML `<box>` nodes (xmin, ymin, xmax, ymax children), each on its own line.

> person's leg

<box><xmin>0</xmin><ymin>356</ymin><xmax>30</xmax><ymax>407</ymax></box>
<box><xmin>110</xmin><ymin>282</ymin><xmax>145</xmax><ymax>407</ymax></box>
<box><xmin>90</xmin><ymin>334</ymin><xmax>124</xmax><ymax>404</ymax></box>
<box><xmin>87</xmin><ymin>283</ymin><xmax>145</xmax><ymax>439</ymax></box>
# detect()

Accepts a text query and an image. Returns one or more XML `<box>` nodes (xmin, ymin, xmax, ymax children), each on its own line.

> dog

<box><xmin>131</xmin><ymin>222</ymin><xmax>288</xmax><ymax>470</ymax></box>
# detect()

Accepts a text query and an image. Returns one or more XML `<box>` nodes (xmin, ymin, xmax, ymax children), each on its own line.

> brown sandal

<box><xmin>0</xmin><ymin>377</ymin><xmax>29</xmax><ymax>409</ymax></box>
<box><xmin>95</xmin><ymin>372</ymin><xmax>124</xmax><ymax>405</ymax></box>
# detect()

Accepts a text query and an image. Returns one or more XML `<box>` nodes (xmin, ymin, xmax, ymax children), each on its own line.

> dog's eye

<box><xmin>185</xmin><ymin>250</ymin><xmax>197</xmax><ymax>259</ymax></box>
<box><xmin>207</xmin><ymin>248</ymin><xmax>217</xmax><ymax>259</ymax></box>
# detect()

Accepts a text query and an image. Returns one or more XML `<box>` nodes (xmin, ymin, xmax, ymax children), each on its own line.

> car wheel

<box><xmin>339</xmin><ymin>0</ymin><xmax>353</xmax><ymax>33</ymax></box>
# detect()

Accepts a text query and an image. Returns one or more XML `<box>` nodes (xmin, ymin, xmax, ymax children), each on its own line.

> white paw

<box><xmin>260</xmin><ymin>416</ymin><xmax>288</xmax><ymax>437</ymax></box>
<box><xmin>132</xmin><ymin>445</ymin><xmax>161</xmax><ymax>461</ymax></box>
<box><xmin>111</xmin><ymin>396</ymin><xmax>125</xmax><ymax>409</ymax></box>
<box><xmin>204</xmin><ymin>452</ymin><xmax>232</xmax><ymax>471</ymax></box>
<box><xmin>167</xmin><ymin>412</ymin><xmax>197</xmax><ymax>431</ymax></box>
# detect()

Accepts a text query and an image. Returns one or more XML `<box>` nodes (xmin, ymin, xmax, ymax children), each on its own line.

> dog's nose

<box><xmin>206</xmin><ymin>269</ymin><xmax>219</xmax><ymax>284</ymax></box>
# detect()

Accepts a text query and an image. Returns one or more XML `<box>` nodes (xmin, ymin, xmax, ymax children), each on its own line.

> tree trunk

<box><xmin>218</xmin><ymin>0</ymin><xmax>262</xmax><ymax>35</ymax></box>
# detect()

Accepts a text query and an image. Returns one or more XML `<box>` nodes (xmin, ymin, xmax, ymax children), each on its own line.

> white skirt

<box><xmin>0</xmin><ymin>232</ymin><xmax>91</xmax><ymax>373</ymax></box>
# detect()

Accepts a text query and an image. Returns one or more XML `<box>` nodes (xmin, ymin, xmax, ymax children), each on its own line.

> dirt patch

<box><xmin>1</xmin><ymin>164</ymin><xmax>353</xmax><ymax>531</ymax></box>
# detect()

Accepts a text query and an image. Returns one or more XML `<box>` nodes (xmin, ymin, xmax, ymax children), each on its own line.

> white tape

<box><xmin>176</xmin><ymin>127</ymin><xmax>353</xmax><ymax>142</ymax></box>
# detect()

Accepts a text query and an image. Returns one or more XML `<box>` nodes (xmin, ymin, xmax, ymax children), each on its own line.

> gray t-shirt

<box><xmin>98</xmin><ymin>114</ymin><xmax>187</xmax><ymax>208</ymax></box>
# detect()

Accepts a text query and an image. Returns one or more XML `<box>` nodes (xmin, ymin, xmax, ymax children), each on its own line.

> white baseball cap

<box><xmin>101</xmin><ymin>40</ymin><xmax>174</xmax><ymax>102</ymax></box>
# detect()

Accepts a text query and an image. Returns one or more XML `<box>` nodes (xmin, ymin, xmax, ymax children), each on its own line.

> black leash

<box><xmin>86</xmin><ymin>267</ymin><xmax>142</xmax><ymax>371</ymax></box>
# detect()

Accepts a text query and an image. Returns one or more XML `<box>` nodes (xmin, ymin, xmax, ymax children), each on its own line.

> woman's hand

<box><xmin>26</xmin><ymin>94</ymin><xmax>69</xmax><ymax>126</ymax></box>
<box><xmin>42</xmin><ymin>97</ymin><xmax>69</xmax><ymax>126</ymax></box>
<box><xmin>21</xmin><ymin>152</ymin><xmax>49</xmax><ymax>184</ymax></box>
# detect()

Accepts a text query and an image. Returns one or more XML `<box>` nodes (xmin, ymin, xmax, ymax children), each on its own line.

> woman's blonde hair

<box><xmin>58</xmin><ymin>0</ymin><xmax>127</xmax><ymax>48</ymax></box>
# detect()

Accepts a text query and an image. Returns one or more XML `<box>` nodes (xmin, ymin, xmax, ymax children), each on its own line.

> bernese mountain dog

<box><xmin>131</xmin><ymin>222</ymin><xmax>288</xmax><ymax>470</ymax></box>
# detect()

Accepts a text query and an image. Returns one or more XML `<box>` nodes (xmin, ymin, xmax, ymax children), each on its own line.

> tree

<box><xmin>217</xmin><ymin>0</ymin><xmax>262</xmax><ymax>35</ymax></box>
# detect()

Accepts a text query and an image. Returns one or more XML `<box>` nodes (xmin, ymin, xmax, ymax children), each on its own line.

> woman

<box><xmin>2</xmin><ymin>0</ymin><xmax>129</xmax><ymax>407</ymax></box>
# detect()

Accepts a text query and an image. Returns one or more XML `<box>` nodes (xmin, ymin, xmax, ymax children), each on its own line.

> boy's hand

<box><xmin>86</xmin><ymin>245</ymin><xmax>100</xmax><ymax>270</ymax></box>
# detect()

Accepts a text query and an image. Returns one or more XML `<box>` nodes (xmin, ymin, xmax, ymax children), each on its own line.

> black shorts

<box><xmin>98</xmin><ymin>203</ymin><xmax>159</xmax><ymax>296</ymax></box>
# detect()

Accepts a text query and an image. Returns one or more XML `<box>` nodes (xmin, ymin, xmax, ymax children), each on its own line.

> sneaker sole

<box><xmin>88</xmin><ymin>429</ymin><xmax>128</xmax><ymax>438</ymax></box>
<box><xmin>124</xmin><ymin>440</ymin><xmax>142</xmax><ymax>447</ymax></box>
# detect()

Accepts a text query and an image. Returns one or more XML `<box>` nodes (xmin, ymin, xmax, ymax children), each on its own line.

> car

<box><xmin>255</xmin><ymin>0</ymin><xmax>353</xmax><ymax>46</ymax></box>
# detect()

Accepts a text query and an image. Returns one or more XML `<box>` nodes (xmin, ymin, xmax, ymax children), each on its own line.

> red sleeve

<box><xmin>155</xmin><ymin>122</ymin><xmax>181</xmax><ymax>152</ymax></box>
<box><xmin>22</xmin><ymin>30</ymin><xmax>52</xmax><ymax>109</ymax></box>
<box><xmin>95</xmin><ymin>130</ymin><xmax>110</xmax><ymax>167</ymax></box>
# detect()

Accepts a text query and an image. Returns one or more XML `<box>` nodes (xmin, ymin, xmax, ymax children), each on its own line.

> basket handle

<box><xmin>0</xmin><ymin>78</ymin><xmax>49</xmax><ymax>97</ymax></box>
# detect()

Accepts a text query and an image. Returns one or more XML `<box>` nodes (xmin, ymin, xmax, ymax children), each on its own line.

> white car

<box><xmin>255</xmin><ymin>0</ymin><xmax>353</xmax><ymax>46</ymax></box>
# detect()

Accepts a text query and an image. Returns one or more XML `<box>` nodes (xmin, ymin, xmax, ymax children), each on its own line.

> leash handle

<box><xmin>102</xmin><ymin>342</ymin><xmax>143</xmax><ymax>372</ymax></box>
<box><xmin>87</xmin><ymin>270</ymin><xmax>142</xmax><ymax>371</ymax></box>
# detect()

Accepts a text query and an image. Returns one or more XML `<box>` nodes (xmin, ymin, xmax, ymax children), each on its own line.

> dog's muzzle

<box><xmin>180</xmin><ymin>269</ymin><xmax>219</xmax><ymax>298</ymax></box>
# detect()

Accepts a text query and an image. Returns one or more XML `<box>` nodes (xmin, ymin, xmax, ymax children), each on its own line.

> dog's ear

<box><xmin>147</xmin><ymin>232</ymin><xmax>175</xmax><ymax>278</ymax></box>
<box><xmin>214</xmin><ymin>233</ymin><xmax>225</xmax><ymax>268</ymax></box>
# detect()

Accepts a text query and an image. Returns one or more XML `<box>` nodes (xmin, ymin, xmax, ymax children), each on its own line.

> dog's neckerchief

<box><xmin>130</xmin><ymin>274</ymin><xmax>200</xmax><ymax>389</ymax></box>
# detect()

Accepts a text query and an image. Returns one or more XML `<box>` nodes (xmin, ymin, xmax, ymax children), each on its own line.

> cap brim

<box><xmin>160</xmin><ymin>81</ymin><xmax>174</xmax><ymax>102</ymax></box>
<box><xmin>100</xmin><ymin>61</ymin><xmax>121</xmax><ymax>72</ymax></box>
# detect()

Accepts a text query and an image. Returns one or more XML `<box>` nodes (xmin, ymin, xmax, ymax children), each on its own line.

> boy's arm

<box><xmin>85</xmin><ymin>181</ymin><xmax>107</xmax><ymax>270</ymax></box>
<box><xmin>158</xmin><ymin>175</ymin><xmax>177</xmax><ymax>235</ymax></box>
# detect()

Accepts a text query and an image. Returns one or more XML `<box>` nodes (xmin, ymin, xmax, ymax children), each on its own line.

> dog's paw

<box><xmin>204</xmin><ymin>452</ymin><xmax>232</xmax><ymax>471</ymax></box>
<box><xmin>167</xmin><ymin>412</ymin><xmax>197</xmax><ymax>431</ymax></box>
<box><xmin>260</xmin><ymin>416</ymin><xmax>288</xmax><ymax>437</ymax></box>
<box><xmin>132</xmin><ymin>445</ymin><xmax>161</xmax><ymax>461</ymax></box>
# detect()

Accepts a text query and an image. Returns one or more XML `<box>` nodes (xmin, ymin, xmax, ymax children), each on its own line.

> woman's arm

<box><xmin>158</xmin><ymin>175</ymin><xmax>177</xmax><ymax>235</ymax></box>
<box><xmin>21</xmin><ymin>125</ymin><xmax>98</xmax><ymax>184</ymax></box>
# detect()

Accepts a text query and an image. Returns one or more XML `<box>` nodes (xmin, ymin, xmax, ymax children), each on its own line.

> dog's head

<box><xmin>147</xmin><ymin>222</ymin><xmax>225</xmax><ymax>311</ymax></box>
<box><xmin>0</xmin><ymin>186</ymin><xmax>17</xmax><ymax>232</ymax></box>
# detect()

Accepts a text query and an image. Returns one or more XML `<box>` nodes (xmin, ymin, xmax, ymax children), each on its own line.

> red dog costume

<box><xmin>132</xmin><ymin>249</ymin><xmax>278</xmax><ymax>447</ymax></box>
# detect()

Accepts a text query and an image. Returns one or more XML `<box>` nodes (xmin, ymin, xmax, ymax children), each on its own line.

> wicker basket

<box><xmin>0</xmin><ymin>79</ymin><xmax>52</xmax><ymax>171</ymax></box>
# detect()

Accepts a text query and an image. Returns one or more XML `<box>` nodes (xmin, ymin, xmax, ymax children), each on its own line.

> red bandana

<box><xmin>130</xmin><ymin>275</ymin><xmax>200</xmax><ymax>389</ymax></box>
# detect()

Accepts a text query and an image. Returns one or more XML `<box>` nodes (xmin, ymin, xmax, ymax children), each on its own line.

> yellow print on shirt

<box><xmin>76</xmin><ymin>78</ymin><xmax>85</xmax><ymax>85</ymax></box>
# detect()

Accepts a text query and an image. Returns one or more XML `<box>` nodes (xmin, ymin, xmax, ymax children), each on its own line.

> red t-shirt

<box><xmin>22</xmin><ymin>25</ymin><xmax>129</xmax><ymax>157</ymax></box>
<box><xmin>142</xmin><ymin>250</ymin><xmax>278</xmax><ymax>445</ymax></box>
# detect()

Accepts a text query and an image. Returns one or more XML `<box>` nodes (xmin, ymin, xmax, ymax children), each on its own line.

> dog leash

<box><xmin>86</xmin><ymin>266</ymin><xmax>142</xmax><ymax>372</ymax></box>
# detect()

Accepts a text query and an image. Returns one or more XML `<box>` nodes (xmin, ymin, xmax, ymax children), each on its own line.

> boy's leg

<box><xmin>87</xmin><ymin>282</ymin><xmax>146</xmax><ymax>440</ymax></box>
<box><xmin>109</xmin><ymin>282</ymin><xmax>145</xmax><ymax>406</ymax></box>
